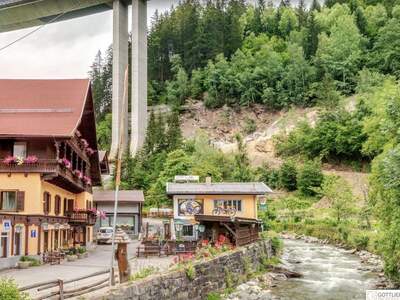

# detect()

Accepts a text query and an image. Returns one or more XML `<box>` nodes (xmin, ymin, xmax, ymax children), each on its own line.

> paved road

<box><xmin>1</xmin><ymin>242</ymin><xmax>137</xmax><ymax>286</ymax></box>
<box><xmin>1</xmin><ymin>241</ymin><xmax>174</xmax><ymax>298</ymax></box>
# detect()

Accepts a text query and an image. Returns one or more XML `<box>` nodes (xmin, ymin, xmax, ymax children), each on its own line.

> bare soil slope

<box><xmin>180</xmin><ymin>100</ymin><xmax>369</xmax><ymax>198</ymax></box>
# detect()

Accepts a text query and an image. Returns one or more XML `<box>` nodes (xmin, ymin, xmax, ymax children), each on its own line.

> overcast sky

<box><xmin>0</xmin><ymin>0</ymin><xmax>178</xmax><ymax>79</ymax></box>
<box><xmin>0</xmin><ymin>0</ymin><xmax>301</xmax><ymax>79</ymax></box>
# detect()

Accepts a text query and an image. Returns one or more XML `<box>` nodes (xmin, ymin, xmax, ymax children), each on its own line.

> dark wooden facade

<box><xmin>194</xmin><ymin>215</ymin><xmax>261</xmax><ymax>247</ymax></box>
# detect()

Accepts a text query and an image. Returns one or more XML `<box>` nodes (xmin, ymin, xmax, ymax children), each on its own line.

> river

<box><xmin>270</xmin><ymin>239</ymin><xmax>379</xmax><ymax>300</ymax></box>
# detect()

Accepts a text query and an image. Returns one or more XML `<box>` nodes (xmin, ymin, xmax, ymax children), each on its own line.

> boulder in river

<box><xmin>270</xmin><ymin>266</ymin><xmax>303</xmax><ymax>278</ymax></box>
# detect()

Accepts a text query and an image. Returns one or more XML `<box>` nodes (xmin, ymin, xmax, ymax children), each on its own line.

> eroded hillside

<box><xmin>180</xmin><ymin>100</ymin><xmax>368</xmax><ymax>199</ymax></box>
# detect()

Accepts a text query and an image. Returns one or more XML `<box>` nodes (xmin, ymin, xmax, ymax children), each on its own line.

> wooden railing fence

<box><xmin>19</xmin><ymin>269</ymin><xmax>115</xmax><ymax>300</ymax></box>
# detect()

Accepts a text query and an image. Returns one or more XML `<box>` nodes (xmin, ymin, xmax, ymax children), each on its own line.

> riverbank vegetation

<box><xmin>268</xmin><ymin>72</ymin><xmax>400</xmax><ymax>283</ymax></box>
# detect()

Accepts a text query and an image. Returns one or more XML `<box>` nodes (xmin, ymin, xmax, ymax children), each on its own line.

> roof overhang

<box><xmin>194</xmin><ymin>214</ymin><xmax>261</xmax><ymax>225</ymax></box>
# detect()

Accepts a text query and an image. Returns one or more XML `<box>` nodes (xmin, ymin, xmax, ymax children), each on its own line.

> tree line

<box><xmin>148</xmin><ymin>0</ymin><xmax>400</xmax><ymax>109</ymax></box>
<box><xmin>90</xmin><ymin>0</ymin><xmax>400</xmax><ymax>149</ymax></box>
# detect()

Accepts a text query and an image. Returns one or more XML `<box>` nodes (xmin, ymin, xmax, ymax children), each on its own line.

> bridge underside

<box><xmin>0</xmin><ymin>0</ymin><xmax>120</xmax><ymax>32</ymax></box>
<box><xmin>0</xmin><ymin>0</ymin><xmax>147</xmax><ymax>157</ymax></box>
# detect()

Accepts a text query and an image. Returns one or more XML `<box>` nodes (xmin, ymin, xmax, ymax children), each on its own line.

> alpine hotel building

<box><xmin>0</xmin><ymin>79</ymin><xmax>101</xmax><ymax>268</ymax></box>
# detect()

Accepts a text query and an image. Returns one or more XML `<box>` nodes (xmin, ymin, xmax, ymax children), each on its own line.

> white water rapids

<box><xmin>270</xmin><ymin>239</ymin><xmax>379</xmax><ymax>300</ymax></box>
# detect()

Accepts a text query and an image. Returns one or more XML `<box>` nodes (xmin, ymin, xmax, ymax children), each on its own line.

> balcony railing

<box><xmin>0</xmin><ymin>159</ymin><xmax>59</xmax><ymax>173</ymax></box>
<box><xmin>66</xmin><ymin>210</ymin><xmax>97</xmax><ymax>226</ymax></box>
<box><xmin>0</xmin><ymin>159</ymin><xmax>91</xmax><ymax>193</ymax></box>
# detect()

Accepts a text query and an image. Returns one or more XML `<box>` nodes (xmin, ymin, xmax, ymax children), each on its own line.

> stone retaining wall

<box><xmin>96</xmin><ymin>240</ymin><xmax>273</xmax><ymax>300</ymax></box>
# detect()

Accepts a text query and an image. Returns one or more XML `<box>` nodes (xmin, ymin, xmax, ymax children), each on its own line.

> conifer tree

<box><xmin>232</xmin><ymin>134</ymin><xmax>253</xmax><ymax>181</ymax></box>
<box><xmin>355</xmin><ymin>6</ymin><xmax>368</xmax><ymax>36</ymax></box>
<box><xmin>311</xmin><ymin>0</ymin><xmax>321</xmax><ymax>11</ymax></box>
<box><xmin>144</xmin><ymin>110</ymin><xmax>157</xmax><ymax>154</ymax></box>
<box><xmin>296</xmin><ymin>0</ymin><xmax>308</xmax><ymax>29</ymax></box>
<box><xmin>303</xmin><ymin>11</ymin><xmax>320</xmax><ymax>59</ymax></box>
<box><xmin>166</xmin><ymin>111</ymin><xmax>182</xmax><ymax>151</ymax></box>
<box><xmin>89</xmin><ymin>50</ymin><xmax>103</xmax><ymax>119</ymax></box>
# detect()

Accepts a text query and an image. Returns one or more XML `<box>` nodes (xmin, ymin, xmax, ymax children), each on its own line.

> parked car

<box><xmin>96</xmin><ymin>227</ymin><xmax>113</xmax><ymax>244</ymax></box>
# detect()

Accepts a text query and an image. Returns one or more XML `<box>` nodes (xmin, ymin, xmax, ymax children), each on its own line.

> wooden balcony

<box><xmin>0</xmin><ymin>159</ymin><xmax>58</xmax><ymax>173</ymax></box>
<box><xmin>0</xmin><ymin>159</ymin><xmax>91</xmax><ymax>193</ymax></box>
<box><xmin>66</xmin><ymin>210</ymin><xmax>97</xmax><ymax>226</ymax></box>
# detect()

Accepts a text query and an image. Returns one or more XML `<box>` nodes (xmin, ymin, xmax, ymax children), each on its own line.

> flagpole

<box><xmin>109</xmin><ymin>66</ymin><xmax>129</xmax><ymax>286</ymax></box>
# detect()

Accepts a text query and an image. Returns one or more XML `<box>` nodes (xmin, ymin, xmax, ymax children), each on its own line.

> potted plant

<box><xmin>74</xmin><ymin>169</ymin><xmax>83</xmax><ymax>179</ymax></box>
<box><xmin>66</xmin><ymin>248</ymin><xmax>78</xmax><ymax>262</ymax></box>
<box><xmin>77</xmin><ymin>247</ymin><xmax>87</xmax><ymax>259</ymax></box>
<box><xmin>83</xmin><ymin>176</ymin><xmax>92</xmax><ymax>186</ymax></box>
<box><xmin>17</xmin><ymin>256</ymin><xmax>31</xmax><ymax>269</ymax></box>
<box><xmin>3</xmin><ymin>156</ymin><xmax>17</xmax><ymax>165</ymax></box>
<box><xmin>24</xmin><ymin>155</ymin><xmax>38</xmax><ymax>164</ymax></box>
<box><xmin>86</xmin><ymin>147</ymin><xmax>95</xmax><ymax>156</ymax></box>
<box><xmin>59</xmin><ymin>158</ymin><xmax>72</xmax><ymax>169</ymax></box>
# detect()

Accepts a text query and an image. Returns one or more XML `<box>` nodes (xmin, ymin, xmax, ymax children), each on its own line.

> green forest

<box><xmin>89</xmin><ymin>0</ymin><xmax>400</xmax><ymax>283</ymax></box>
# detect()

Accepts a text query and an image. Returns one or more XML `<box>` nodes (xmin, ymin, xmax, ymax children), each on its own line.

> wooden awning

<box><xmin>194</xmin><ymin>214</ymin><xmax>261</xmax><ymax>224</ymax></box>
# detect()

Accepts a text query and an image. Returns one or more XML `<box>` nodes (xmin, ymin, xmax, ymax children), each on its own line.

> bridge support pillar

<box><xmin>110</xmin><ymin>0</ymin><xmax>129</xmax><ymax>158</ymax></box>
<box><xmin>130</xmin><ymin>0</ymin><xmax>147</xmax><ymax>156</ymax></box>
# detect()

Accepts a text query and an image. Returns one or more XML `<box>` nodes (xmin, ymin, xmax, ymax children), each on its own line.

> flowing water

<box><xmin>270</xmin><ymin>239</ymin><xmax>379</xmax><ymax>300</ymax></box>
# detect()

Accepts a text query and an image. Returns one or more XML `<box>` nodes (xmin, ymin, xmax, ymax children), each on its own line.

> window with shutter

<box><xmin>55</xmin><ymin>195</ymin><xmax>61</xmax><ymax>215</ymax></box>
<box><xmin>67</xmin><ymin>199</ymin><xmax>74</xmax><ymax>212</ymax></box>
<box><xmin>16</xmin><ymin>191</ymin><xmax>25</xmax><ymax>211</ymax></box>
<box><xmin>63</xmin><ymin>198</ymin><xmax>67</xmax><ymax>215</ymax></box>
<box><xmin>43</xmin><ymin>192</ymin><xmax>51</xmax><ymax>214</ymax></box>
<box><xmin>1</xmin><ymin>191</ymin><xmax>17</xmax><ymax>211</ymax></box>
<box><xmin>47</xmin><ymin>193</ymin><xmax>51</xmax><ymax>213</ymax></box>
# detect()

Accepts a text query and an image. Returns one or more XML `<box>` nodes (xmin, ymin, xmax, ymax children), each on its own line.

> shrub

<box><xmin>129</xmin><ymin>266</ymin><xmax>159</xmax><ymax>281</ymax></box>
<box><xmin>206</xmin><ymin>292</ymin><xmax>222</xmax><ymax>300</ymax></box>
<box><xmin>0</xmin><ymin>278</ymin><xmax>29</xmax><ymax>300</ymax></box>
<box><xmin>243</xmin><ymin>117</ymin><xmax>257</xmax><ymax>135</ymax></box>
<box><xmin>242</xmin><ymin>256</ymin><xmax>253</xmax><ymax>279</ymax></box>
<box><xmin>353</xmin><ymin>234</ymin><xmax>369</xmax><ymax>250</ymax></box>
<box><xmin>279</xmin><ymin>160</ymin><xmax>297</xmax><ymax>191</ymax></box>
<box><xmin>185</xmin><ymin>263</ymin><xmax>196</xmax><ymax>281</ymax></box>
<box><xmin>224</xmin><ymin>267</ymin><xmax>234</xmax><ymax>289</ymax></box>
<box><xmin>256</xmin><ymin>164</ymin><xmax>280</xmax><ymax>189</ymax></box>
<box><xmin>271</xmin><ymin>236</ymin><xmax>283</xmax><ymax>254</ymax></box>
<box><xmin>67</xmin><ymin>247</ymin><xmax>78</xmax><ymax>255</ymax></box>
<box><xmin>338</xmin><ymin>224</ymin><xmax>350</xmax><ymax>242</ymax></box>
<box><xmin>297</xmin><ymin>160</ymin><xmax>323</xmax><ymax>196</ymax></box>
<box><xmin>20</xmin><ymin>256</ymin><xmax>40</xmax><ymax>267</ymax></box>
<box><xmin>259</xmin><ymin>208</ymin><xmax>277</xmax><ymax>231</ymax></box>
<box><xmin>77</xmin><ymin>247</ymin><xmax>86</xmax><ymax>254</ymax></box>
<box><xmin>261</xmin><ymin>256</ymin><xmax>280</xmax><ymax>268</ymax></box>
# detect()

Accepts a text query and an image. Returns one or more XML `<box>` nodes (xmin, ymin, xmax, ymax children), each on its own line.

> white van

<box><xmin>96</xmin><ymin>227</ymin><xmax>113</xmax><ymax>244</ymax></box>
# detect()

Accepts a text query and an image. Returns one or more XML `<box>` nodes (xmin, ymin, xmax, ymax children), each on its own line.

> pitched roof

<box><xmin>93</xmin><ymin>190</ymin><xmax>145</xmax><ymax>203</ymax></box>
<box><xmin>166</xmin><ymin>182</ymin><xmax>272</xmax><ymax>195</ymax></box>
<box><xmin>0</xmin><ymin>79</ymin><xmax>90</xmax><ymax>137</ymax></box>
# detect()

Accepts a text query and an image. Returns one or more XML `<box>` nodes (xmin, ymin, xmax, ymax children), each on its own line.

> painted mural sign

<box><xmin>178</xmin><ymin>199</ymin><xmax>203</xmax><ymax>216</ymax></box>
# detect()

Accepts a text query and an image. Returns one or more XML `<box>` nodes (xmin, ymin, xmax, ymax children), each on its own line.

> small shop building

<box><xmin>0</xmin><ymin>79</ymin><xmax>102</xmax><ymax>268</ymax></box>
<box><xmin>166</xmin><ymin>177</ymin><xmax>272</xmax><ymax>246</ymax></box>
<box><xmin>93</xmin><ymin>190</ymin><xmax>144</xmax><ymax>236</ymax></box>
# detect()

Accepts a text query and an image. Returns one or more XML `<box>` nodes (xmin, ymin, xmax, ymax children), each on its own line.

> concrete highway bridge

<box><xmin>0</xmin><ymin>0</ymin><xmax>147</xmax><ymax>157</ymax></box>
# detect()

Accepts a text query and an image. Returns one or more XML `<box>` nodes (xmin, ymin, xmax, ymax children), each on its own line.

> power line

<box><xmin>0</xmin><ymin>2</ymin><xmax>79</xmax><ymax>53</ymax></box>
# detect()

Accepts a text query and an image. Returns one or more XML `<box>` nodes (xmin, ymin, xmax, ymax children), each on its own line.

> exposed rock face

<box><xmin>93</xmin><ymin>240</ymin><xmax>273</xmax><ymax>300</ymax></box>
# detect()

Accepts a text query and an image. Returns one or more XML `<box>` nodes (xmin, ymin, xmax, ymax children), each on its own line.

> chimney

<box><xmin>205</xmin><ymin>177</ymin><xmax>212</xmax><ymax>184</ymax></box>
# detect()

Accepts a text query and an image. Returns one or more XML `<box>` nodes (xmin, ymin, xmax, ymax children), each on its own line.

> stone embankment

<box><xmin>91</xmin><ymin>240</ymin><xmax>273</xmax><ymax>300</ymax></box>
